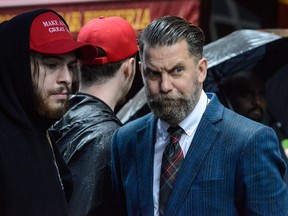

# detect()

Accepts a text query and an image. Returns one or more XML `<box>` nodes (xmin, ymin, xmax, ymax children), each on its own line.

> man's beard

<box><xmin>33</xmin><ymin>86</ymin><xmax>69</xmax><ymax>120</ymax></box>
<box><xmin>146</xmin><ymin>79</ymin><xmax>201</xmax><ymax>126</ymax></box>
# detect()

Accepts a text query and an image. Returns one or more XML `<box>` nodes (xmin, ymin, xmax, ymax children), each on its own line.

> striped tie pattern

<box><xmin>159</xmin><ymin>125</ymin><xmax>184</xmax><ymax>216</ymax></box>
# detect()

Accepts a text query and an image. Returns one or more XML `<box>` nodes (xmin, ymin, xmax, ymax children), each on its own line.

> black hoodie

<box><xmin>0</xmin><ymin>9</ymin><xmax>72</xmax><ymax>216</ymax></box>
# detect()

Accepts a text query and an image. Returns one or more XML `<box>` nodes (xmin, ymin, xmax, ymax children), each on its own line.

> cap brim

<box><xmin>31</xmin><ymin>39</ymin><xmax>97</xmax><ymax>60</ymax></box>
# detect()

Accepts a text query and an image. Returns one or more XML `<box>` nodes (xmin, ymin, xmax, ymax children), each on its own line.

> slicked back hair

<box><xmin>138</xmin><ymin>15</ymin><xmax>205</xmax><ymax>62</ymax></box>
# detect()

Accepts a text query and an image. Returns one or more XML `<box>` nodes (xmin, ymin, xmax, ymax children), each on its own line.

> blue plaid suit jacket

<box><xmin>111</xmin><ymin>93</ymin><xmax>288</xmax><ymax>216</ymax></box>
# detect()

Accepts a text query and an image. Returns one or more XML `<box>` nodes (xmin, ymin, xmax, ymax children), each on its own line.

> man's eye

<box><xmin>241</xmin><ymin>91</ymin><xmax>253</xmax><ymax>99</ymax></box>
<box><xmin>148</xmin><ymin>70</ymin><xmax>158</xmax><ymax>76</ymax></box>
<box><xmin>44</xmin><ymin>62</ymin><xmax>58</xmax><ymax>69</ymax></box>
<box><xmin>174</xmin><ymin>67</ymin><xmax>183</xmax><ymax>74</ymax></box>
<box><xmin>146</xmin><ymin>70</ymin><xmax>160</xmax><ymax>79</ymax></box>
<box><xmin>145</xmin><ymin>69</ymin><xmax>154</xmax><ymax>75</ymax></box>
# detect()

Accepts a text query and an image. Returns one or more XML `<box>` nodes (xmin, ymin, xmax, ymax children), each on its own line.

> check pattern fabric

<box><xmin>159</xmin><ymin>125</ymin><xmax>185</xmax><ymax>216</ymax></box>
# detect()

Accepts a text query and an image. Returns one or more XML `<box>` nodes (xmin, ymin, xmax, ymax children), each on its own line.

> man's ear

<box><xmin>123</xmin><ymin>57</ymin><xmax>136</xmax><ymax>78</ymax></box>
<box><xmin>197</xmin><ymin>57</ymin><xmax>207</xmax><ymax>83</ymax></box>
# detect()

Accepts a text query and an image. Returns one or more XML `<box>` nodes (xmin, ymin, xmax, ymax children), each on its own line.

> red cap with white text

<box><xmin>30</xmin><ymin>11</ymin><xmax>97</xmax><ymax>60</ymax></box>
<box><xmin>77</xmin><ymin>16</ymin><xmax>138</xmax><ymax>65</ymax></box>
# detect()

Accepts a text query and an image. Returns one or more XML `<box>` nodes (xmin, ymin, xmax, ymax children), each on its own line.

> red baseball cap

<box><xmin>77</xmin><ymin>16</ymin><xmax>138</xmax><ymax>65</ymax></box>
<box><xmin>30</xmin><ymin>11</ymin><xmax>97</xmax><ymax>60</ymax></box>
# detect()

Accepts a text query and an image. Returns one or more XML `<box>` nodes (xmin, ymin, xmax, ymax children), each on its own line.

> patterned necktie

<box><xmin>159</xmin><ymin>125</ymin><xmax>184</xmax><ymax>216</ymax></box>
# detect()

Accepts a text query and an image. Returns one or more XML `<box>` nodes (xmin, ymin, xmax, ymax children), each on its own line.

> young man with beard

<box><xmin>49</xmin><ymin>16</ymin><xmax>138</xmax><ymax>216</ymax></box>
<box><xmin>110</xmin><ymin>16</ymin><xmax>288</xmax><ymax>216</ymax></box>
<box><xmin>0</xmin><ymin>9</ymin><xmax>96</xmax><ymax>216</ymax></box>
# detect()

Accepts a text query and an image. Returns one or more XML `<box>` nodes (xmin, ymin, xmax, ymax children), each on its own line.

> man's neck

<box><xmin>79</xmin><ymin>80</ymin><xmax>121</xmax><ymax>111</ymax></box>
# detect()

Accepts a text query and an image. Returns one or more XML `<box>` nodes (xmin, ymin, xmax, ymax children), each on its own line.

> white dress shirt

<box><xmin>153</xmin><ymin>90</ymin><xmax>209</xmax><ymax>216</ymax></box>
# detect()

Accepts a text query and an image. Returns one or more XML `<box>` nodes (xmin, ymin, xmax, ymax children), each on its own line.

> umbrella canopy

<box><xmin>203</xmin><ymin>29</ymin><xmax>288</xmax><ymax>93</ymax></box>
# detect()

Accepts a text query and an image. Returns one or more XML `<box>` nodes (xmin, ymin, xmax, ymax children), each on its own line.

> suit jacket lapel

<box><xmin>165</xmin><ymin>94</ymin><xmax>224</xmax><ymax>215</ymax></box>
<box><xmin>136</xmin><ymin>114</ymin><xmax>157</xmax><ymax>215</ymax></box>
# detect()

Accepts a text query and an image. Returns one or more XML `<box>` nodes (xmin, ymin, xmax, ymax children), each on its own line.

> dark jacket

<box><xmin>0</xmin><ymin>9</ymin><xmax>72</xmax><ymax>216</ymax></box>
<box><xmin>50</xmin><ymin>92</ymin><xmax>123</xmax><ymax>216</ymax></box>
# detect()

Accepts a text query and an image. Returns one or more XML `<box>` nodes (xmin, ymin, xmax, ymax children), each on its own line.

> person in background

<box><xmin>219</xmin><ymin>70</ymin><xmax>288</xmax><ymax>184</ymax></box>
<box><xmin>110</xmin><ymin>15</ymin><xmax>288</xmax><ymax>215</ymax></box>
<box><xmin>49</xmin><ymin>16</ymin><xmax>138</xmax><ymax>216</ymax></box>
<box><xmin>219</xmin><ymin>70</ymin><xmax>267</xmax><ymax>123</ymax></box>
<box><xmin>0</xmin><ymin>9</ymin><xmax>96</xmax><ymax>216</ymax></box>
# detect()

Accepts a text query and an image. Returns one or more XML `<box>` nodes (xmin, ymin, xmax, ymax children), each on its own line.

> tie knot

<box><xmin>167</xmin><ymin>125</ymin><xmax>184</xmax><ymax>140</ymax></box>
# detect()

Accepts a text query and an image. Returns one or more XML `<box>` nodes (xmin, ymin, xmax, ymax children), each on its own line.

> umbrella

<box><xmin>203</xmin><ymin>29</ymin><xmax>288</xmax><ymax>93</ymax></box>
<box><xmin>117</xmin><ymin>29</ymin><xmax>288</xmax><ymax>123</ymax></box>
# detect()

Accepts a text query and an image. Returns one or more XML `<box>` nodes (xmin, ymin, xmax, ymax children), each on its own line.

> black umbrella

<box><xmin>203</xmin><ymin>29</ymin><xmax>288</xmax><ymax>93</ymax></box>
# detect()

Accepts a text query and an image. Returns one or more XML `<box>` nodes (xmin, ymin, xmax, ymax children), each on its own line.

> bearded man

<box><xmin>0</xmin><ymin>9</ymin><xmax>96</xmax><ymax>215</ymax></box>
<box><xmin>110</xmin><ymin>15</ymin><xmax>288</xmax><ymax>216</ymax></box>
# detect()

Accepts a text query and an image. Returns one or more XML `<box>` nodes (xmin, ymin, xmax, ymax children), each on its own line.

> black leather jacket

<box><xmin>50</xmin><ymin>92</ymin><xmax>122</xmax><ymax>216</ymax></box>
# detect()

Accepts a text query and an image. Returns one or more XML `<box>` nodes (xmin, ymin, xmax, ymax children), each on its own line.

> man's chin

<box><xmin>37</xmin><ymin>102</ymin><xmax>68</xmax><ymax>120</ymax></box>
<box><xmin>248</xmin><ymin>113</ymin><xmax>263</xmax><ymax>122</ymax></box>
<box><xmin>150</xmin><ymin>106</ymin><xmax>184</xmax><ymax>125</ymax></box>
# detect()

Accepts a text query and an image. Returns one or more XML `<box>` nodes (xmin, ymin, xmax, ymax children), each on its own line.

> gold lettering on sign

<box><xmin>83</xmin><ymin>8</ymin><xmax>151</xmax><ymax>30</ymax></box>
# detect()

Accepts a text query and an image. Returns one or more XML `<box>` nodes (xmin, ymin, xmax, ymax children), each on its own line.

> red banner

<box><xmin>0</xmin><ymin>0</ymin><xmax>200</xmax><ymax>38</ymax></box>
